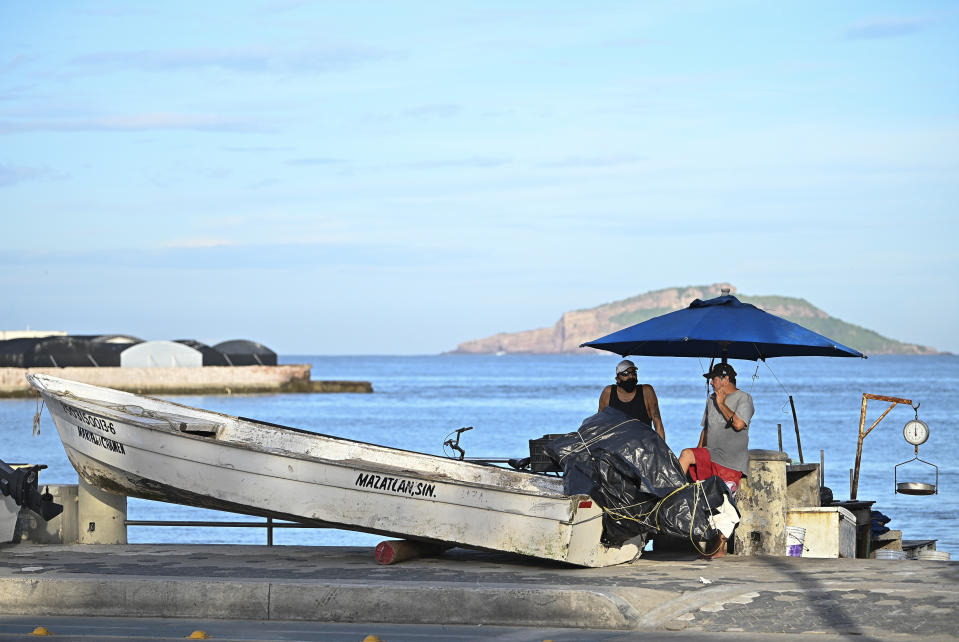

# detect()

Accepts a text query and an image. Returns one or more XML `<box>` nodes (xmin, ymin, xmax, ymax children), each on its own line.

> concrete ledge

<box><xmin>0</xmin><ymin>366</ymin><xmax>373</xmax><ymax>397</ymax></box>
<box><xmin>271</xmin><ymin>583</ymin><xmax>641</xmax><ymax>628</ymax></box>
<box><xmin>0</xmin><ymin>577</ymin><xmax>639</xmax><ymax>629</ymax></box>
<box><xmin>7</xmin><ymin>574</ymin><xmax>958</xmax><ymax>631</ymax></box>
<box><xmin>0</xmin><ymin>577</ymin><xmax>270</xmax><ymax>619</ymax></box>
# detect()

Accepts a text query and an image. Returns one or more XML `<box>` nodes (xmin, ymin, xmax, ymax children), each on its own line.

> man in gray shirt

<box><xmin>678</xmin><ymin>362</ymin><xmax>754</xmax><ymax>557</ymax></box>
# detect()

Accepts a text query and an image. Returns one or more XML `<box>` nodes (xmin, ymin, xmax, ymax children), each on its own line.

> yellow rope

<box><xmin>598</xmin><ymin>482</ymin><xmax>692</xmax><ymax>526</ymax></box>
<box><xmin>557</xmin><ymin>419</ymin><xmax>647</xmax><ymax>465</ymax></box>
<box><xmin>598</xmin><ymin>480</ymin><xmax>723</xmax><ymax>556</ymax></box>
<box><xmin>32</xmin><ymin>397</ymin><xmax>45</xmax><ymax>436</ymax></box>
<box><xmin>685</xmin><ymin>481</ymin><xmax>724</xmax><ymax>556</ymax></box>
<box><xmin>686</xmin><ymin>482</ymin><xmax>708</xmax><ymax>555</ymax></box>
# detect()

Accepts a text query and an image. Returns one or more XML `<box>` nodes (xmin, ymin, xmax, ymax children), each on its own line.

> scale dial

<box><xmin>903</xmin><ymin>419</ymin><xmax>929</xmax><ymax>446</ymax></box>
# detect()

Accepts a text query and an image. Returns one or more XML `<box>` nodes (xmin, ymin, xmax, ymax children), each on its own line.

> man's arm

<box><xmin>598</xmin><ymin>385</ymin><xmax>611</xmax><ymax>412</ymax></box>
<box><xmin>696</xmin><ymin>426</ymin><xmax>707</xmax><ymax>448</ymax></box>
<box><xmin>643</xmin><ymin>385</ymin><xmax>666</xmax><ymax>440</ymax></box>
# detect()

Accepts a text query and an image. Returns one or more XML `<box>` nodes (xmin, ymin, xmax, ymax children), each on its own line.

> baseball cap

<box><xmin>704</xmin><ymin>363</ymin><xmax>737</xmax><ymax>379</ymax></box>
<box><xmin>616</xmin><ymin>359</ymin><xmax>637</xmax><ymax>375</ymax></box>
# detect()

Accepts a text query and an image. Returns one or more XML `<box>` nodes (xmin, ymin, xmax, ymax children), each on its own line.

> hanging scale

<box><xmin>895</xmin><ymin>403</ymin><xmax>938</xmax><ymax>495</ymax></box>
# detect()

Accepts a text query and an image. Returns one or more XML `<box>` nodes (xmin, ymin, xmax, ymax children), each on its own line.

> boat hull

<box><xmin>28</xmin><ymin>374</ymin><xmax>640</xmax><ymax>566</ymax></box>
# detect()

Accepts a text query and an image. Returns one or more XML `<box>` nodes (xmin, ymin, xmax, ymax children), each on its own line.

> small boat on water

<box><xmin>27</xmin><ymin>373</ymin><xmax>641</xmax><ymax>567</ymax></box>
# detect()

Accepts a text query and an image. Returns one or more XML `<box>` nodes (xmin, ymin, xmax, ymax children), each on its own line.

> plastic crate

<box><xmin>529</xmin><ymin>434</ymin><xmax>567</xmax><ymax>473</ymax></box>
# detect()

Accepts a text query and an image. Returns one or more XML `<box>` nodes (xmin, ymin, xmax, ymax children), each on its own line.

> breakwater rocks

<box><xmin>0</xmin><ymin>366</ymin><xmax>373</xmax><ymax>398</ymax></box>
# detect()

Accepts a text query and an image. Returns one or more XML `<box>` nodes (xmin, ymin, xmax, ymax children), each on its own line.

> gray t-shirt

<box><xmin>701</xmin><ymin>389</ymin><xmax>754</xmax><ymax>474</ymax></box>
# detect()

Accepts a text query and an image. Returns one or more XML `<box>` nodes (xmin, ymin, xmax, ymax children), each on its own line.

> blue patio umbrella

<box><xmin>580</xmin><ymin>294</ymin><xmax>865</xmax><ymax>361</ymax></box>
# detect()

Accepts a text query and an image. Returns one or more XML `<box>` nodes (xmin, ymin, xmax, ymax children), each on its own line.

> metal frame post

<box><xmin>851</xmin><ymin>393</ymin><xmax>911</xmax><ymax>500</ymax></box>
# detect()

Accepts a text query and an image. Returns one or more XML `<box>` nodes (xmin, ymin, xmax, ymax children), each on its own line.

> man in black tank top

<box><xmin>597</xmin><ymin>359</ymin><xmax>666</xmax><ymax>440</ymax></box>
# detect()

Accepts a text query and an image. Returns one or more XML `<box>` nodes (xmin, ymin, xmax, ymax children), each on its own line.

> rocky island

<box><xmin>452</xmin><ymin>284</ymin><xmax>938</xmax><ymax>356</ymax></box>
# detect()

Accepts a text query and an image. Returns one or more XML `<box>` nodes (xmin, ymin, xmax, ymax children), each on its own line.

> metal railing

<box><xmin>124</xmin><ymin>517</ymin><xmax>324</xmax><ymax>546</ymax></box>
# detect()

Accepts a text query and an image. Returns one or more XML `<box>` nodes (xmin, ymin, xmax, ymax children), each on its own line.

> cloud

<box><xmin>844</xmin><ymin>17</ymin><xmax>932</xmax><ymax>40</ymax></box>
<box><xmin>223</xmin><ymin>145</ymin><xmax>293</xmax><ymax>153</ymax></box>
<box><xmin>285</xmin><ymin>157</ymin><xmax>348</xmax><ymax>166</ymax></box>
<box><xmin>538</xmin><ymin>154</ymin><xmax>645</xmax><ymax>169</ymax></box>
<box><xmin>196</xmin><ymin>167</ymin><xmax>233</xmax><ymax>180</ymax></box>
<box><xmin>0</xmin><ymin>163</ymin><xmax>63</xmax><ymax>187</ymax></box>
<box><xmin>77</xmin><ymin>6</ymin><xmax>156</xmax><ymax>17</ymax></box>
<box><xmin>0</xmin><ymin>113</ymin><xmax>266</xmax><ymax>134</ymax></box>
<box><xmin>253</xmin><ymin>0</ymin><xmax>311</xmax><ymax>16</ymax></box>
<box><xmin>335</xmin><ymin>156</ymin><xmax>510</xmax><ymax>174</ymax></box>
<box><xmin>401</xmin><ymin>156</ymin><xmax>511</xmax><ymax>170</ymax></box>
<box><xmin>404</xmin><ymin>104</ymin><xmax>462</xmax><ymax>119</ymax></box>
<box><xmin>161</xmin><ymin>238</ymin><xmax>236</xmax><ymax>249</ymax></box>
<box><xmin>0</xmin><ymin>241</ymin><xmax>468</xmax><ymax>271</ymax></box>
<box><xmin>70</xmin><ymin>45</ymin><xmax>394</xmax><ymax>75</ymax></box>
<box><xmin>248</xmin><ymin>178</ymin><xmax>283</xmax><ymax>189</ymax></box>
<box><xmin>0</xmin><ymin>55</ymin><xmax>32</xmax><ymax>74</ymax></box>
<box><xmin>601</xmin><ymin>36</ymin><xmax>658</xmax><ymax>48</ymax></box>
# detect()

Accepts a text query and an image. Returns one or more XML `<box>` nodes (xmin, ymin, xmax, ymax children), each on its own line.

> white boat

<box><xmin>27</xmin><ymin>374</ymin><xmax>641</xmax><ymax>567</ymax></box>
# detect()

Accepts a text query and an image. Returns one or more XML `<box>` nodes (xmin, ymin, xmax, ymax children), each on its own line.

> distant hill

<box><xmin>451</xmin><ymin>284</ymin><xmax>939</xmax><ymax>356</ymax></box>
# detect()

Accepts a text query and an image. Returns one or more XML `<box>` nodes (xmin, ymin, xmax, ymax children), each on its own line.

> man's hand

<box><xmin>715</xmin><ymin>385</ymin><xmax>728</xmax><ymax>406</ymax></box>
<box><xmin>714</xmin><ymin>381</ymin><xmax>746</xmax><ymax>431</ymax></box>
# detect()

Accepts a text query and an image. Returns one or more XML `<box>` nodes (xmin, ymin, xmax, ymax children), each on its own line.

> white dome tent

<box><xmin>120</xmin><ymin>341</ymin><xmax>202</xmax><ymax>368</ymax></box>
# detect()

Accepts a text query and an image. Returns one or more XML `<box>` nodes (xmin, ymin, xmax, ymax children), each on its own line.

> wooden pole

<box><xmin>851</xmin><ymin>393</ymin><xmax>911</xmax><ymax>501</ymax></box>
<box><xmin>820</xmin><ymin>449</ymin><xmax>825</xmax><ymax>488</ymax></box>
<box><xmin>777</xmin><ymin>423</ymin><xmax>783</xmax><ymax>453</ymax></box>
<box><xmin>374</xmin><ymin>540</ymin><xmax>451</xmax><ymax>565</ymax></box>
<box><xmin>852</xmin><ymin>395</ymin><xmax>868</xmax><ymax>500</ymax></box>
<box><xmin>789</xmin><ymin>396</ymin><xmax>803</xmax><ymax>463</ymax></box>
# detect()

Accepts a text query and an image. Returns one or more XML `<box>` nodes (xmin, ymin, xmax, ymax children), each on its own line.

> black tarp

<box><xmin>544</xmin><ymin>407</ymin><xmax>738</xmax><ymax>548</ymax></box>
<box><xmin>0</xmin><ymin>336</ymin><xmax>141</xmax><ymax>368</ymax></box>
<box><xmin>212</xmin><ymin>340</ymin><xmax>277</xmax><ymax>366</ymax></box>
<box><xmin>175</xmin><ymin>339</ymin><xmax>232</xmax><ymax>366</ymax></box>
<box><xmin>0</xmin><ymin>338</ymin><xmax>43</xmax><ymax>367</ymax></box>
<box><xmin>71</xmin><ymin>334</ymin><xmax>142</xmax><ymax>344</ymax></box>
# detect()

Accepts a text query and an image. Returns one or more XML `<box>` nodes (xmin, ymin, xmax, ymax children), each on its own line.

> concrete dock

<box><xmin>1</xmin><ymin>543</ymin><xmax>956</xmax><ymax>638</ymax></box>
<box><xmin>0</xmin><ymin>366</ymin><xmax>372</xmax><ymax>397</ymax></box>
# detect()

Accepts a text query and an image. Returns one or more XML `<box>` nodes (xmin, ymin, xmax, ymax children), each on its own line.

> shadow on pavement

<box><xmin>762</xmin><ymin>555</ymin><xmax>883</xmax><ymax>641</ymax></box>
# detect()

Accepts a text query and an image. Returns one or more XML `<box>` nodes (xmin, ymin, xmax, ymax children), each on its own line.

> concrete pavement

<box><xmin>0</xmin><ymin>543</ymin><xmax>957</xmax><ymax>639</ymax></box>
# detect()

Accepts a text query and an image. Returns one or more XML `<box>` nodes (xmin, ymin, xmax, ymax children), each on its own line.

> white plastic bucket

<box><xmin>786</xmin><ymin>526</ymin><xmax>806</xmax><ymax>557</ymax></box>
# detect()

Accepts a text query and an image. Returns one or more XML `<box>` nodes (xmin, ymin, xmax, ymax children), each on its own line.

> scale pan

<box><xmin>897</xmin><ymin>481</ymin><xmax>936</xmax><ymax>495</ymax></box>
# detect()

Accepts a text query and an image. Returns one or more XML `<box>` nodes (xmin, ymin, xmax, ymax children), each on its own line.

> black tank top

<box><xmin>609</xmin><ymin>385</ymin><xmax>652</xmax><ymax>425</ymax></box>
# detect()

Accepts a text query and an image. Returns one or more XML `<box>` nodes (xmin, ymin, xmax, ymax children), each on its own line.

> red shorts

<box><xmin>687</xmin><ymin>448</ymin><xmax>743</xmax><ymax>496</ymax></box>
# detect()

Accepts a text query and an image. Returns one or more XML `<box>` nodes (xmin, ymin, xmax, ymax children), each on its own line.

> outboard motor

<box><xmin>0</xmin><ymin>459</ymin><xmax>63</xmax><ymax>522</ymax></box>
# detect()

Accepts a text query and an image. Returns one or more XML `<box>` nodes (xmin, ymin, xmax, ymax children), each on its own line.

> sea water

<box><xmin>2</xmin><ymin>354</ymin><xmax>956</xmax><ymax>553</ymax></box>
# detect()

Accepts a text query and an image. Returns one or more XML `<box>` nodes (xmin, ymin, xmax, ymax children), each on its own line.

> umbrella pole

<box><xmin>789</xmin><ymin>395</ymin><xmax>803</xmax><ymax>463</ymax></box>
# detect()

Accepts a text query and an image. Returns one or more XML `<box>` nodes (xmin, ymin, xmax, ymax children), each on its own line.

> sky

<box><xmin>2</xmin><ymin>2</ymin><xmax>957</xmax><ymax>354</ymax></box>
